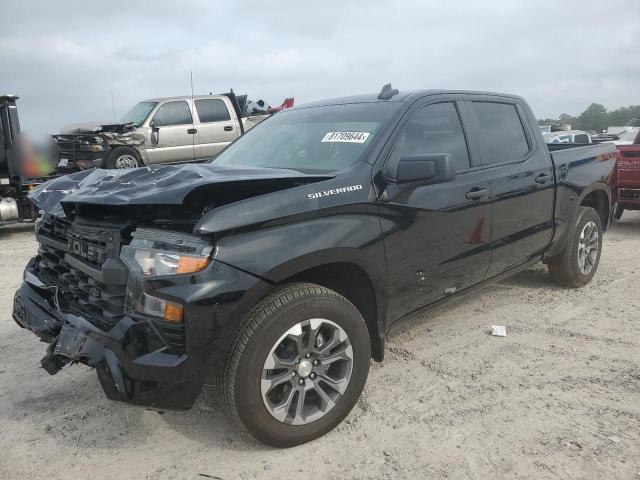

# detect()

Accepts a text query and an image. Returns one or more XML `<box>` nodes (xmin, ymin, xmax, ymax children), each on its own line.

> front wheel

<box><xmin>105</xmin><ymin>146</ymin><xmax>141</xmax><ymax>169</ymax></box>
<box><xmin>220</xmin><ymin>283</ymin><xmax>371</xmax><ymax>447</ymax></box>
<box><xmin>547</xmin><ymin>206</ymin><xmax>603</xmax><ymax>287</ymax></box>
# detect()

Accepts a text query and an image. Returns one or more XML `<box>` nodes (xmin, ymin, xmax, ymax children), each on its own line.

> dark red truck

<box><xmin>613</xmin><ymin>130</ymin><xmax>640</xmax><ymax>220</ymax></box>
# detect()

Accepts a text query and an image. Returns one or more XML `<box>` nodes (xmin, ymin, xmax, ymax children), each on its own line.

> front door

<box><xmin>381</xmin><ymin>100</ymin><xmax>492</xmax><ymax>321</ymax></box>
<box><xmin>146</xmin><ymin>100</ymin><xmax>196</xmax><ymax>164</ymax></box>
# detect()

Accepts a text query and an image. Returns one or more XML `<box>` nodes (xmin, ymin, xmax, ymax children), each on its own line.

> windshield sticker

<box><xmin>307</xmin><ymin>184</ymin><xmax>363</xmax><ymax>200</ymax></box>
<box><xmin>321</xmin><ymin>132</ymin><xmax>370</xmax><ymax>143</ymax></box>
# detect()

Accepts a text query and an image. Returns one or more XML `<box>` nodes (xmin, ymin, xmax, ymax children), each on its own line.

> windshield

<box><xmin>121</xmin><ymin>101</ymin><xmax>158</xmax><ymax>127</ymax></box>
<box><xmin>212</xmin><ymin>102</ymin><xmax>401</xmax><ymax>172</ymax></box>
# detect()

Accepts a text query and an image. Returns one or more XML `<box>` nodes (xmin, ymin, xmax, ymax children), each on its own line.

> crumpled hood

<box><xmin>61</xmin><ymin>121</ymin><xmax>113</xmax><ymax>134</ymax></box>
<box><xmin>29</xmin><ymin>163</ymin><xmax>334</xmax><ymax>218</ymax></box>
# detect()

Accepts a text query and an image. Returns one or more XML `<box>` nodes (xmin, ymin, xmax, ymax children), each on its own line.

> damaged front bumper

<box><xmin>12</xmin><ymin>257</ymin><xmax>271</xmax><ymax>410</ymax></box>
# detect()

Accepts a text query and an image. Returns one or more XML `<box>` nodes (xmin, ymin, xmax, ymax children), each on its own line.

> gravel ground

<box><xmin>1</xmin><ymin>213</ymin><xmax>639</xmax><ymax>480</ymax></box>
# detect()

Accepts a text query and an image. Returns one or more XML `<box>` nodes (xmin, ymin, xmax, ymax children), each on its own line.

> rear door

<box><xmin>381</xmin><ymin>97</ymin><xmax>492</xmax><ymax>321</ymax></box>
<box><xmin>193</xmin><ymin>98</ymin><xmax>241</xmax><ymax>159</ymax></box>
<box><xmin>463</xmin><ymin>96</ymin><xmax>555</xmax><ymax>277</ymax></box>
<box><xmin>146</xmin><ymin>100</ymin><xmax>196</xmax><ymax>164</ymax></box>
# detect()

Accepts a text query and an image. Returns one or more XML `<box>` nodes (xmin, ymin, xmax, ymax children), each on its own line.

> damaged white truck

<box><xmin>53</xmin><ymin>92</ymin><xmax>293</xmax><ymax>171</ymax></box>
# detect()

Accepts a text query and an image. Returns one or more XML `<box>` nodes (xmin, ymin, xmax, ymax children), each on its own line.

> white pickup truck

<box><xmin>53</xmin><ymin>92</ymin><xmax>293</xmax><ymax>170</ymax></box>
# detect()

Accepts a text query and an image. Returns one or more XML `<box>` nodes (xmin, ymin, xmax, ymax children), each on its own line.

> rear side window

<box><xmin>152</xmin><ymin>101</ymin><xmax>193</xmax><ymax>127</ymax></box>
<box><xmin>195</xmin><ymin>99</ymin><xmax>231</xmax><ymax>123</ymax></box>
<box><xmin>471</xmin><ymin>102</ymin><xmax>530</xmax><ymax>164</ymax></box>
<box><xmin>393</xmin><ymin>102</ymin><xmax>471</xmax><ymax>171</ymax></box>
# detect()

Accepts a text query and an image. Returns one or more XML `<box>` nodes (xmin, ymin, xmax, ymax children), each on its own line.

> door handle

<box><xmin>187</xmin><ymin>128</ymin><xmax>197</xmax><ymax>134</ymax></box>
<box><xmin>535</xmin><ymin>173</ymin><xmax>552</xmax><ymax>184</ymax></box>
<box><xmin>465</xmin><ymin>188</ymin><xmax>488</xmax><ymax>200</ymax></box>
<box><xmin>224</xmin><ymin>126</ymin><xmax>233</xmax><ymax>132</ymax></box>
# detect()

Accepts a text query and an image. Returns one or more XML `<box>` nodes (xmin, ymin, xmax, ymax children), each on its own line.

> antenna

<box><xmin>377</xmin><ymin>83</ymin><xmax>399</xmax><ymax>100</ymax></box>
<box><xmin>110</xmin><ymin>90</ymin><xmax>116</xmax><ymax>122</ymax></box>
<box><xmin>190</xmin><ymin>71</ymin><xmax>194</xmax><ymax>102</ymax></box>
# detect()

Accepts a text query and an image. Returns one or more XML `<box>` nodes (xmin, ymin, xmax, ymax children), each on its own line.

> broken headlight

<box><xmin>120</xmin><ymin>228</ymin><xmax>213</xmax><ymax>322</ymax></box>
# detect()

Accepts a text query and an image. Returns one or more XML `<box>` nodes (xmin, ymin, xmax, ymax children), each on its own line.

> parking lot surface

<box><xmin>1</xmin><ymin>214</ymin><xmax>638</xmax><ymax>479</ymax></box>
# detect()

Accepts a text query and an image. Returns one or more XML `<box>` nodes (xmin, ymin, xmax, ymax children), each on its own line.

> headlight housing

<box><xmin>120</xmin><ymin>228</ymin><xmax>213</xmax><ymax>323</ymax></box>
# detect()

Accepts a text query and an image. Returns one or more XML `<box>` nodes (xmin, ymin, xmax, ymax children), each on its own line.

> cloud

<box><xmin>1</xmin><ymin>0</ymin><xmax>638</xmax><ymax>136</ymax></box>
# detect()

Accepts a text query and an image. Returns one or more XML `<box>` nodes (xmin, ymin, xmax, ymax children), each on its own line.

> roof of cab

<box><xmin>292</xmin><ymin>89</ymin><xmax>525</xmax><ymax>110</ymax></box>
<box><xmin>140</xmin><ymin>94</ymin><xmax>228</xmax><ymax>103</ymax></box>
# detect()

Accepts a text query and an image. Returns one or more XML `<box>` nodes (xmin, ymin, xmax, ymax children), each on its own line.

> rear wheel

<box><xmin>106</xmin><ymin>146</ymin><xmax>141</xmax><ymax>169</ymax></box>
<box><xmin>220</xmin><ymin>283</ymin><xmax>371</xmax><ymax>447</ymax></box>
<box><xmin>547</xmin><ymin>206</ymin><xmax>603</xmax><ymax>287</ymax></box>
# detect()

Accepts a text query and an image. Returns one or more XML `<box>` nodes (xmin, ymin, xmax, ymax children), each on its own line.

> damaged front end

<box><xmin>12</xmin><ymin>214</ymin><xmax>266</xmax><ymax>409</ymax></box>
<box><xmin>13</xmin><ymin>163</ymin><xmax>333</xmax><ymax>409</ymax></box>
<box><xmin>53</xmin><ymin>122</ymin><xmax>145</xmax><ymax>172</ymax></box>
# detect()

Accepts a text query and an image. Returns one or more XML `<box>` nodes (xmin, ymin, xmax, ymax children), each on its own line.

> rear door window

<box><xmin>195</xmin><ymin>99</ymin><xmax>231</xmax><ymax>123</ymax></box>
<box><xmin>470</xmin><ymin>102</ymin><xmax>530</xmax><ymax>164</ymax></box>
<box><xmin>152</xmin><ymin>101</ymin><xmax>193</xmax><ymax>127</ymax></box>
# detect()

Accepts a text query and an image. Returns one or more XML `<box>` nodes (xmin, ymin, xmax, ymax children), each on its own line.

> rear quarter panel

<box><xmin>545</xmin><ymin>143</ymin><xmax>616</xmax><ymax>257</ymax></box>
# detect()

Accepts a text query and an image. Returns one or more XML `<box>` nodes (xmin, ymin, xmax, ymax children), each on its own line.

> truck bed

<box><xmin>548</xmin><ymin>142</ymin><xmax>617</xmax><ymax>167</ymax></box>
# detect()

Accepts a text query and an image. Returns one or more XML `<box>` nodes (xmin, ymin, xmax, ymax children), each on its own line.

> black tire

<box><xmin>547</xmin><ymin>206</ymin><xmax>603</xmax><ymax>288</ymax></box>
<box><xmin>613</xmin><ymin>203</ymin><xmax>624</xmax><ymax>220</ymax></box>
<box><xmin>105</xmin><ymin>146</ymin><xmax>141</xmax><ymax>169</ymax></box>
<box><xmin>220</xmin><ymin>283</ymin><xmax>371</xmax><ymax>447</ymax></box>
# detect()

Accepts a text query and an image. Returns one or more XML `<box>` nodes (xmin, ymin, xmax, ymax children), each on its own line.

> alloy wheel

<box><xmin>577</xmin><ymin>220</ymin><xmax>599</xmax><ymax>275</ymax></box>
<box><xmin>261</xmin><ymin>318</ymin><xmax>353</xmax><ymax>425</ymax></box>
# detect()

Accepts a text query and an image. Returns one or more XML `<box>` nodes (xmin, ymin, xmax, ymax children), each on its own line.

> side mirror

<box><xmin>149</xmin><ymin>120</ymin><xmax>159</xmax><ymax>144</ymax></box>
<box><xmin>395</xmin><ymin>153</ymin><xmax>456</xmax><ymax>186</ymax></box>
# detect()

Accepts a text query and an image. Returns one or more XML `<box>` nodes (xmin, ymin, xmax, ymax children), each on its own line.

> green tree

<box><xmin>538</xmin><ymin>104</ymin><xmax>640</xmax><ymax>130</ymax></box>
<box><xmin>577</xmin><ymin>103</ymin><xmax>608</xmax><ymax>132</ymax></box>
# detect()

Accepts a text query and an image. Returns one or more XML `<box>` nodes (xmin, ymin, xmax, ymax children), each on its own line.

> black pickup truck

<box><xmin>13</xmin><ymin>86</ymin><xmax>616</xmax><ymax>447</ymax></box>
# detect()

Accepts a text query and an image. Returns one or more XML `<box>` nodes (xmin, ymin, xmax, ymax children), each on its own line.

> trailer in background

<box><xmin>0</xmin><ymin>95</ymin><xmax>52</xmax><ymax>225</ymax></box>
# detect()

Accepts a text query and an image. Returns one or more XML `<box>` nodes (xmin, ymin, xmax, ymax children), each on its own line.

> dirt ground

<box><xmin>0</xmin><ymin>213</ymin><xmax>639</xmax><ymax>480</ymax></box>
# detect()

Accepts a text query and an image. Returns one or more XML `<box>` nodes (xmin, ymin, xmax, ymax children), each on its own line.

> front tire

<box><xmin>547</xmin><ymin>206</ymin><xmax>603</xmax><ymax>287</ymax></box>
<box><xmin>105</xmin><ymin>146</ymin><xmax>141</xmax><ymax>169</ymax></box>
<box><xmin>220</xmin><ymin>283</ymin><xmax>371</xmax><ymax>447</ymax></box>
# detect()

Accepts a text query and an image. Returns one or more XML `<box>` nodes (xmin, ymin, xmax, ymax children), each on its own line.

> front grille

<box><xmin>39</xmin><ymin>214</ymin><xmax>71</xmax><ymax>244</ymax></box>
<box><xmin>37</xmin><ymin>244</ymin><xmax>126</xmax><ymax>330</ymax></box>
<box><xmin>35</xmin><ymin>216</ymin><xmax>186</xmax><ymax>353</ymax></box>
<box><xmin>54</xmin><ymin>135</ymin><xmax>95</xmax><ymax>163</ymax></box>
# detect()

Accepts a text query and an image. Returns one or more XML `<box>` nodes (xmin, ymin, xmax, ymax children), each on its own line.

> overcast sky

<box><xmin>1</xmin><ymin>0</ymin><xmax>638</xmax><ymax>136</ymax></box>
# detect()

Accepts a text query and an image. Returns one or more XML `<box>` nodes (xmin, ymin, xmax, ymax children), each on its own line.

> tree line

<box><xmin>537</xmin><ymin>103</ymin><xmax>640</xmax><ymax>132</ymax></box>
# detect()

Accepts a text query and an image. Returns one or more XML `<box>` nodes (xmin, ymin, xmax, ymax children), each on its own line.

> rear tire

<box><xmin>105</xmin><ymin>146</ymin><xmax>141</xmax><ymax>169</ymax></box>
<box><xmin>547</xmin><ymin>206</ymin><xmax>603</xmax><ymax>287</ymax></box>
<box><xmin>613</xmin><ymin>203</ymin><xmax>624</xmax><ymax>220</ymax></box>
<box><xmin>220</xmin><ymin>283</ymin><xmax>371</xmax><ymax>447</ymax></box>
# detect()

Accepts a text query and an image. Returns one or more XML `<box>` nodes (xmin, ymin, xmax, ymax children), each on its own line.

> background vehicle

<box><xmin>14</xmin><ymin>87</ymin><xmax>615</xmax><ymax>447</ymax></box>
<box><xmin>0</xmin><ymin>95</ymin><xmax>53</xmax><ymax>224</ymax></box>
<box><xmin>52</xmin><ymin>92</ymin><xmax>294</xmax><ymax>171</ymax></box>
<box><xmin>545</xmin><ymin>130</ymin><xmax>593</xmax><ymax>144</ymax></box>
<box><xmin>612</xmin><ymin>131</ymin><xmax>640</xmax><ymax>219</ymax></box>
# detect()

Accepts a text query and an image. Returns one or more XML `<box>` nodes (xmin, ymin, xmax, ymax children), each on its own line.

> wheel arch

<box><xmin>578</xmin><ymin>184</ymin><xmax>610</xmax><ymax>231</ymax></box>
<box><xmin>275</xmin><ymin>260</ymin><xmax>386</xmax><ymax>362</ymax></box>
